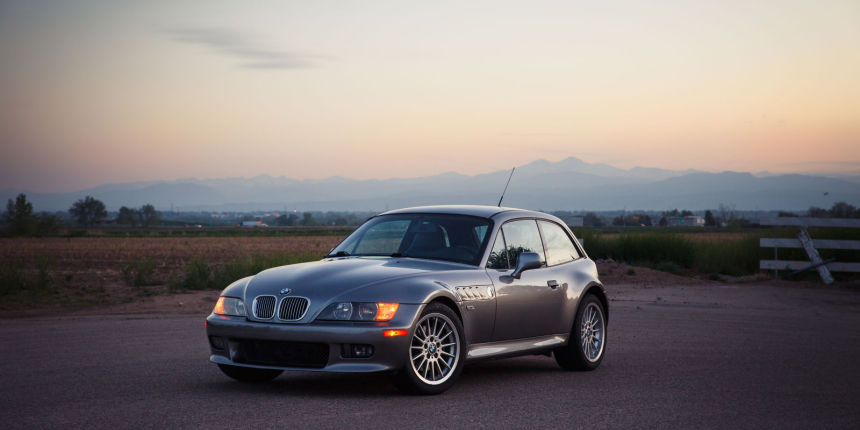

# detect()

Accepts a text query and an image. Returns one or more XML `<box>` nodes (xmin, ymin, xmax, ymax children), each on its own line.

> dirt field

<box><xmin>1</xmin><ymin>236</ymin><xmax>345</xmax><ymax>311</ymax></box>
<box><xmin>4</xmin><ymin>236</ymin><xmax>344</xmax><ymax>266</ymax></box>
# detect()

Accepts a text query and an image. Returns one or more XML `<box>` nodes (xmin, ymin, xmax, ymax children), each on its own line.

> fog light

<box><xmin>353</xmin><ymin>344</ymin><xmax>374</xmax><ymax>358</ymax></box>
<box><xmin>341</xmin><ymin>344</ymin><xmax>374</xmax><ymax>358</ymax></box>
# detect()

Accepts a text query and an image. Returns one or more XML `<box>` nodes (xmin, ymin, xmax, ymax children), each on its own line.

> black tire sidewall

<box><xmin>555</xmin><ymin>294</ymin><xmax>606</xmax><ymax>371</ymax></box>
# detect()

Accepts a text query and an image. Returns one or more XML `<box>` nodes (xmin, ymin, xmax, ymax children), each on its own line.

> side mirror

<box><xmin>511</xmin><ymin>252</ymin><xmax>541</xmax><ymax>279</ymax></box>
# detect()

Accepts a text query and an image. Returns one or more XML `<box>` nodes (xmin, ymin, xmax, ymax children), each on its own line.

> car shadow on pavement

<box><xmin>198</xmin><ymin>372</ymin><xmax>399</xmax><ymax>397</ymax></box>
<box><xmin>196</xmin><ymin>355</ymin><xmax>567</xmax><ymax>398</ymax></box>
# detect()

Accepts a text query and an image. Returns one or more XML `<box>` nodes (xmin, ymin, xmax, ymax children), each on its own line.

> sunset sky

<box><xmin>1</xmin><ymin>0</ymin><xmax>858</xmax><ymax>193</ymax></box>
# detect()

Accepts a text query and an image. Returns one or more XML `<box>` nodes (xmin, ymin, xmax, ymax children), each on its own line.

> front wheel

<box><xmin>554</xmin><ymin>294</ymin><xmax>606</xmax><ymax>371</ymax></box>
<box><xmin>217</xmin><ymin>364</ymin><xmax>283</xmax><ymax>383</ymax></box>
<box><xmin>391</xmin><ymin>302</ymin><xmax>465</xmax><ymax>395</ymax></box>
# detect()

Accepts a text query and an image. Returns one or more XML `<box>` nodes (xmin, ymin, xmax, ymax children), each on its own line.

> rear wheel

<box><xmin>391</xmin><ymin>302</ymin><xmax>465</xmax><ymax>395</ymax></box>
<box><xmin>217</xmin><ymin>364</ymin><xmax>283</xmax><ymax>383</ymax></box>
<box><xmin>554</xmin><ymin>294</ymin><xmax>606</xmax><ymax>371</ymax></box>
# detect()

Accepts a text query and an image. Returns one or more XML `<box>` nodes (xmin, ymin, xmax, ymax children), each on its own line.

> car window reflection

<box><xmin>500</xmin><ymin>219</ymin><xmax>546</xmax><ymax>268</ymax></box>
<box><xmin>331</xmin><ymin>214</ymin><xmax>491</xmax><ymax>266</ymax></box>
<box><xmin>487</xmin><ymin>230</ymin><xmax>509</xmax><ymax>269</ymax></box>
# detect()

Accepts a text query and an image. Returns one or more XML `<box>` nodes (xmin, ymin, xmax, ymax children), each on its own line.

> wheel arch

<box><xmin>428</xmin><ymin>295</ymin><xmax>463</xmax><ymax>323</ymax></box>
<box><xmin>583</xmin><ymin>282</ymin><xmax>609</xmax><ymax>325</ymax></box>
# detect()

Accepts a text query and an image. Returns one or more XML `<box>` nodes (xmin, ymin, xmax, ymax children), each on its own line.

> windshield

<box><xmin>328</xmin><ymin>214</ymin><xmax>492</xmax><ymax>266</ymax></box>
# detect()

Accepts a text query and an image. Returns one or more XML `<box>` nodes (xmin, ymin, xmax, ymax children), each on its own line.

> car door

<box><xmin>487</xmin><ymin>219</ymin><xmax>567</xmax><ymax>341</ymax></box>
<box><xmin>536</xmin><ymin>219</ymin><xmax>586</xmax><ymax>331</ymax></box>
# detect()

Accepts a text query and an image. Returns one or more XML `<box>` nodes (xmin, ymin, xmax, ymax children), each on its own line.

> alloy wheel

<box><xmin>410</xmin><ymin>313</ymin><xmax>460</xmax><ymax>385</ymax></box>
<box><xmin>580</xmin><ymin>302</ymin><xmax>605</xmax><ymax>362</ymax></box>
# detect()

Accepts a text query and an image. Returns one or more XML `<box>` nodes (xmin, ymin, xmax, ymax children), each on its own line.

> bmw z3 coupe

<box><xmin>205</xmin><ymin>205</ymin><xmax>607</xmax><ymax>394</ymax></box>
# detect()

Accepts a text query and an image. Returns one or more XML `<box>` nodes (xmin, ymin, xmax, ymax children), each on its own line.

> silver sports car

<box><xmin>205</xmin><ymin>205</ymin><xmax>607</xmax><ymax>394</ymax></box>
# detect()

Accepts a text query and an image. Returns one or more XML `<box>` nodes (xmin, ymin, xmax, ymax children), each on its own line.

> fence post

<box><xmin>773</xmin><ymin>226</ymin><xmax>778</xmax><ymax>280</ymax></box>
<box><xmin>797</xmin><ymin>229</ymin><xmax>834</xmax><ymax>284</ymax></box>
<box><xmin>760</xmin><ymin>217</ymin><xmax>860</xmax><ymax>283</ymax></box>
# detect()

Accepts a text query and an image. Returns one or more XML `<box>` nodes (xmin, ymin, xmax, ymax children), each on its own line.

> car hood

<box><xmin>243</xmin><ymin>256</ymin><xmax>472</xmax><ymax>308</ymax></box>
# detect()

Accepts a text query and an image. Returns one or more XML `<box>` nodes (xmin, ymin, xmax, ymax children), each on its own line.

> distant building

<box><xmin>666</xmin><ymin>216</ymin><xmax>704</xmax><ymax>227</ymax></box>
<box><xmin>241</xmin><ymin>220</ymin><xmax>268</xmax><ymax>227</ymax></box>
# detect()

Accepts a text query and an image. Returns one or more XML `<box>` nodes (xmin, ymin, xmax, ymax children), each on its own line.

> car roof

<box><xmin>379</xmin><ymin>205</ymin><xmax>540</xmax><ymax>219</ymax></box>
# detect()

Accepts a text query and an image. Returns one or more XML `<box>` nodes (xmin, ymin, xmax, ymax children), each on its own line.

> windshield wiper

<box><xmin>325</xmin><ymin>251</ymin><xmax>351</xmax><ymax>258</ymax></box>
<box><xmin>390</xmin><ymin>252</ymin><xmax>407</xmax><ymax>258</ymax></box>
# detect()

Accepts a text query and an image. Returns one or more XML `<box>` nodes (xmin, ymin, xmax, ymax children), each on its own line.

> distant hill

<box><xmin>3</xmin><ymin>157</ymin><xmax>857</xmax><ymax>212</ymax></box>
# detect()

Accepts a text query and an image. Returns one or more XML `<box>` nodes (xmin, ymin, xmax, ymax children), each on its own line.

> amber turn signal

<box><xmin>384</xmin><ymin>329</ymin><xmax>408</xmax><ymax>337</ymax></box>
<box><xmin>213</xmin><ymin>297</ymin><xmax>226</xmax><ymax>315</ymax></box>
<box><xmin>375</xmin><ymin>303</ymin><xmax>400</xmax><ymax>321</ymax></box>
<box><xmin>212</xmin><ymin>296</ymin><xmax>246</xmax><ymax>317</ymax></box>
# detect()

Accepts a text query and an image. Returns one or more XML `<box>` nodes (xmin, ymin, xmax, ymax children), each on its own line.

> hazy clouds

<box><xmin>166</xmin><ymin>27</ymin><xmax>324</xmax><ymax>69</ymax></box>
<box><xmin>1</xmin><ymin>1</ymin><xmax>858</xmax><ymax>193</ymax></box>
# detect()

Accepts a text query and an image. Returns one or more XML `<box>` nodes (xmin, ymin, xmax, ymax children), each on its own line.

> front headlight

<box><xmin>213</xmin><ymin>296</ymin><xmax>246</xmax><ymax>317</ymax></box>
<box><xmin>317</xmin><ymin>302</ymin><xmax>399</xmax><ymax>321</ymax></box>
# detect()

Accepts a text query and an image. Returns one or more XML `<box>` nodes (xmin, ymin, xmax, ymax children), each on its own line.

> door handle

<box><xmin>547</xmin><ymin>280</ymin><xmax>559</xmax><ymax>289</ymax></box>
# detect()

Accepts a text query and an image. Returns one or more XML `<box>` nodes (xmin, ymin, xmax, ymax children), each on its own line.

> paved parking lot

<box><xmin>2</xmin><ymin>282</ymin><xmax>859</xmax><ymax>429</ymax></box>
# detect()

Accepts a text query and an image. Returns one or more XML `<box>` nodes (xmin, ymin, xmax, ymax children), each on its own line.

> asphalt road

<box><xmin>2</xmin><ymin>283</ymin><xmax>859</xmax><ymax>429</ymax></box>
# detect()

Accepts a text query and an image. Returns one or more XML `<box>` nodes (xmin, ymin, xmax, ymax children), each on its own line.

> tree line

<box><xmin>574</xmin><ymin>201</ymin><xmax>859</xmax><ymax>228</ymax></box>
<box><xmin>601</xmin><ymin>209</ymin><xmax>718</xmax><ymax>227</ymax></box>
<box><xmin>4</xmin><ymin>192</ymin><xmax>858</xmax><ymax>236</ymax></box>
<box><xmin>802</xmin><ymin>202</ymin><xmax>860</xmax><ymax>219</ymax></box>
<box><xmin>3</xmin><ymin>194</ymin><xmax>161</xmax><ymax>235</ymax></box>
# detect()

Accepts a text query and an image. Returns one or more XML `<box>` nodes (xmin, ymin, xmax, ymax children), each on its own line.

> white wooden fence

<box><xmin>759</xmin><ymin>217</ymin><xmax>860</xmax><ymax>284</ymax></box>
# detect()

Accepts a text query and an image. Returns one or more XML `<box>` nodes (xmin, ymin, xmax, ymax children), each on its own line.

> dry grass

<box><xmin>0</xmin><ymin>236</ymin><xmax>345</xmax><ymax>311</ymax></box>
<box><xmin>595</xmin><ymin>232</ymin><xmax>751</xmax><ymax>242</ymax></box>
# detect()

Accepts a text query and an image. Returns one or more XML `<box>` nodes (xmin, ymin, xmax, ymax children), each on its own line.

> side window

<box><xmin>539</xmin><ymin>220</ymin><xmax>581</xmax><ymax>266</ymax></box>
<box><xmin>501</xmin><ymin>219</ymin><xmax>546</xmax><ymax>268</ymax></box>
<box><xmin>486</xmin><ymin>231</ymin><xmax>509</xmax><ymax>269</ymax></box>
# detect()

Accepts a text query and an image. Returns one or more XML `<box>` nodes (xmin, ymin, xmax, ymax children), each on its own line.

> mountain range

<box><xmin>3</xmin><ymin>157</ymin><xmax>858</xmax><ymax>212</ymax></box>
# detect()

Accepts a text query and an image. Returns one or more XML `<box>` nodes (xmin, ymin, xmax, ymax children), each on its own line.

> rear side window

<box><xmin>501</xmin><ymin>219</ymin><xmax>546</xmax><ymax>268</ymax></box>
<box><xmin>539</xmin><ymin>220</ymin><xmax>580</xmax><ymax>266</ymax></box>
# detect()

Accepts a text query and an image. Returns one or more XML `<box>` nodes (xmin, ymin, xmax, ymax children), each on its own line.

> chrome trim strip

<box><xmin>466</xmin><ymin>334</ymin><xmax>568</xmax><ymax>360</ymax></box>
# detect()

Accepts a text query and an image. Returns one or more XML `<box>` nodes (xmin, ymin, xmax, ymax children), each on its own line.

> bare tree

<box><xmin>717</xmin><ymin>203</ymin><xmax>735</xmax><ymax>225</ymax></box>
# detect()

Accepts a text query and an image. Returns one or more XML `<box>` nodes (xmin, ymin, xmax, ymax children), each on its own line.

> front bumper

<box><xmin>205</xmin><ymin>304</ymin><xmax>423</xmax><ymax>373</ymax></box>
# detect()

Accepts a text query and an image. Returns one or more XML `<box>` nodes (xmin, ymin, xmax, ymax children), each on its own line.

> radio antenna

<box><xmin>497</xmin><ymin>167</ymin><xmax>515</xmax><ymax>207</ymax></box>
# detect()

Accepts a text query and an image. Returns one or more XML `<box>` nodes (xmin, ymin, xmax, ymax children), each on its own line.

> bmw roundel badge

<box><xmin>279</xmin><ymin>288</ymin><xmax>292</xmax><ymax>295</ymax></box>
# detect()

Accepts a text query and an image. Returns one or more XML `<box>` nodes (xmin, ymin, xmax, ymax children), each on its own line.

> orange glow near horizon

<box><xmin>1</xmin><ymin>1</ymin><xmax>858</xmax><ymax>193</ymax></box>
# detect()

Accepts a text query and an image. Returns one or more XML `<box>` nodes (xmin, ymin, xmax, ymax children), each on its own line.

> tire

<box><xmin>217</xmin><ymin>364</ymin><xmax>283</xmax><ymax>383</ymax></box>
<box><xmin>391</xmin><ymin>302</ymin><xmax>466</xmax><ymax>395</ymax></box>
<box><xmin>554</xmin><ymin>294</ymin><xmax>606</xmax><ymax>371</ymax></box>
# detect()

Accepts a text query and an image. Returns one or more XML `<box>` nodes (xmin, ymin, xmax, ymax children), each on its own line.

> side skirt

<box><xmin>466</xmin><ymin>334</ymin><xmax>568</xmax><ymax>362</ymax></box>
